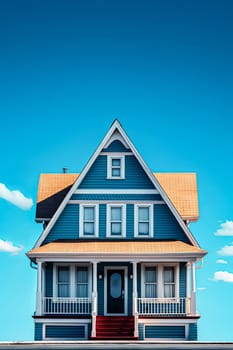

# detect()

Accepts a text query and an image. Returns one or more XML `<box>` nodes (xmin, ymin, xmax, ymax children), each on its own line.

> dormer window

<box><xmin>107</xmin><ymin>155</ymin><xmax>125</xmax><ymax>179</ymax></box>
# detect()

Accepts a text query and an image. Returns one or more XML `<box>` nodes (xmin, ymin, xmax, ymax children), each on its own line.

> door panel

<box><xmin>107</xmin><ymin>269</ymin><xmax>125</xmax><ymax>314</ymax></box>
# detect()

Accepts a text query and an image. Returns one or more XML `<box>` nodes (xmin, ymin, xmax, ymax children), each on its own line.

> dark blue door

<box><xmin>107</xmin><ymin>269</ymin><xmax>125</xmax><ymax>314</ymax></box>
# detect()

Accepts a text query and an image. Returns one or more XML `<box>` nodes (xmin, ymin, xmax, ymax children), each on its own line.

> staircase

<box><xmin>91</xmin><ymin>316</ymin><xmax>137</xmax><ymax>340</ymax></box>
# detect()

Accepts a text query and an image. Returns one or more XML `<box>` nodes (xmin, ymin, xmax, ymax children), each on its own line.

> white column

<box><xmin>91</xmin><ymin>261</ymin><xmax>98</xmax><ymax>338</ymax></box>
<box><xmin>36</xmin><ymin>261</ymin><xmax>43</xmax><ymax>316</ymax></box>
<box><xmin>132</xmin><ymin>261</ymin><xmax>138</xmax><ymax>338</ymax></box>
<box><xmin>186</xmin><ymin>262</ymin><xmax>191</xmax><ymax>315</ymax></box>
<box><xmin>191</xmin><ymin>261</ymin><xmax>196</xmax><ymax>315</ymax></box>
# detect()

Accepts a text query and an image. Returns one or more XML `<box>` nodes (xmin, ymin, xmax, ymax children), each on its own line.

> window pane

<box><xmin>145</xmin><ymin>267</ymin><xmax>157</xmax><ymax>282</ymax></box>
<box><xmin>110</xmin><ymin>273</ymin><xmax>122</xmax><ymax>298</ymax></box>
<box><xmin>58</xmin><ymin>284</ymin><xmax>69</xmax><ymax>297</ymax></box>
<box><xmin>164</xmin><ymin>267</ymin><xmax>174</xmax><ymax>283</ymax></box>
<box><xmin>139</xmin><ymin>223</ymin><xmax>149</xmax><ymax>235</ymax></box>
<box><xmin>84</xmin><ymin>207</ymin><xmax>94</xmax><ymax>220</ymax></box>
<box><xmin>164</xmin><ymin>284</ymin><xmax>175</xmax><ymax>298</ymax></box>
<box><xmin>139</xmin><ymin>207</ymin><xmax>149</xmax><ymax>221</ymax></box>
<box><xmin>77</xmin><ymin>268</ymin><xmax>88</xmax><ymax>283</ymax></box>
<box><xmin>111</xmin><ymin>207</ymin><xmax>122</xmax><ymax>220</ymax></box>
<box><xmin>112</xmin><ymin>168</ymin><xmax>121</xmax><ymax>177</ymax></box>
<box><xmin>145</xmin><ymin>284</ymin><xmax>157</xmax><ymax>298</ymax></box>
<box><xmin>84</xmin><ymin>223</ymin><xmax>94</xmax><ymax>235</ymax></box>
<box><xmin>58</xmin><ymin>267</ymin><xmax>69</xmax><ymax>283</ymax></box>
<box><xmin>111</xmin><ymin>223</ymin><xmax>121</xmax><ymax>235</ymax></box>
<box><xmin>77</xmin><ymin>284</ymin><xmax>88</xmax><ymax>297</ymax></box>
<box><xmin>112</xmin><ymin>159</ymin><xmax>121</xmax><ymax>166</ymax></box>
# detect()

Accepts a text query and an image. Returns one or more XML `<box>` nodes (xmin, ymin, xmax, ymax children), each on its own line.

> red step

<box><xmin>91</xmin><ymin>316</ymin><xmax>138</xmax><ymax>340</ymax></box>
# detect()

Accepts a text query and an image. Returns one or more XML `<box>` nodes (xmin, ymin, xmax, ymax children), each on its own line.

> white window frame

<box><xmin>107</xmin><ymin>154</ymin><xmax>125</xmax><ymax>179</ymax></box>
<box><xmin>106</xmin><ymin>204</ymin><xmax>126</xmax><ymax>238</ymax></box>
<box><xmin>134</xmin><ymin>204</ymin><xmax>153</xmax><ymax>237</ymax></box>
<box><xmin>141</xmin><ymin>263</ymin><xmax>179</xmax><ymax>298</ymax></box>
<box><xmin>53</xmin><ymin>264</ymin><xmax>92</xmax><ymax>298</ymax></box>
<box><xmin>79</xmin><ymin>204</ymin><xmax>99</xmax><ymax>238</ymax></box>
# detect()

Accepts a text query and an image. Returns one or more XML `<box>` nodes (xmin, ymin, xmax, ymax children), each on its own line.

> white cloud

<box><xmin>215</xmin><ymin>220</ymin><xmax>233</xmax><ymax>236</ymax></box>
<box><xmin>213</xmin><ymin>271</ymin><xmax>233</xmax><ymax>283</ymax></box>
<box><xmin>218</xmin><ymin>244</ymin><xmax>233</xmax><ymax>256</ymax></box>
<box><xmin>0</xmin><ymin>239</ymin><xmax>23</xmax><ymax>255</ymax></box>
<box><xmin>0</xmin><ymin>183</ymin><xmax>33</xmax><ymax>210</ymax></box>
<box><xmin>216</xmin><ymin>259</ymin><xmax>228</xmax><ymax>264</ymax></box>
<box><xmin>197</xmin><ymin>287</ymin><xmax>206</xmax><ymax>291</ymax></box>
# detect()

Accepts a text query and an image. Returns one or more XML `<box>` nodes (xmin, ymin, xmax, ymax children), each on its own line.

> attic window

<box><xmin>107</xmin><ymin>155</ymin><xmax>125</xmax><ymax>179</ymax></box>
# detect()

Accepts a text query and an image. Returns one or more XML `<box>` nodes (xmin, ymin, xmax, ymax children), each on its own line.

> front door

<box><xmin>107</xmin><ymin>269</ymin><xmax>125</xmax><ymax>314</ymax></box>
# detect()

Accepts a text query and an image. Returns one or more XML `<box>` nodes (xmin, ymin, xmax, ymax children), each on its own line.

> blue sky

<box><xmin>0</xmin><ymin>0</ymin><xmax>233</xmax><ymax>342</ymax></box>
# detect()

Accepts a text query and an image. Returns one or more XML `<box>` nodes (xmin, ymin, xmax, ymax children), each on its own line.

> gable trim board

<box><xmin>34</xmin><ymin>120</ymin><xmax>199</xmax><ymax>248</ymax></box>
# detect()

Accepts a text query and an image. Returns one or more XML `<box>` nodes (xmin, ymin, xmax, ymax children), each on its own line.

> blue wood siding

<box><xmin>45</xmin><ymin>263</ymin><xmax>53</xmax><ymax>297</ymax></box>
<box><xmin>180</xmin><ymin>263</ymin><xmax>186</xmax><ymax>298</ymax></box>
<box><xmin>103</xmin><ymin>140</ymin><xmax>130</xmax><ymax>152</ymax></box>
<box><xmin>44</xmin><ymin>203</ymin><xmax>188</xmax><ymax>242</ymax></box>
<box><xmin>43</xmin><ymin>205</ymin><xmax>79</xmax><ymax>244</ymax></box>
<box><xmin>145</xmin><ymin>325</ymin><xmax>186</xmax><ymax>339</ymax></box>
<box><xmin>45</xmin><ymin>325</ymin><xmax>86</xmax><ymax>339</ymax></box>
<box><xmin>154</xmin><ymin>205</ymin><xmax>189</xmax><ymax>242</ymax></box>
<box><xmin>79</xmin><ymin>155</ymin><xmax>155</xmax><ymax>189</ymax></box>
<box><xmin>34</xmin><ymin>323</ymin><xmax>43</xmax><ymax>341</ymax></box>
<box><xmin>188</xmin><ymin>323</ymin><xmax>198</xmax><ymax>340</ymax></box>
<box><xmin>71</xmin><ymin>193</ymin><xmax>162</xmax><ymax>201</ymax></box>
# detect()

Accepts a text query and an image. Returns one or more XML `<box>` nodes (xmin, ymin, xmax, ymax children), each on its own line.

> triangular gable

<box><xmin>34</xmin><ymin>119</ymin><xmax>199</xmax><ymax>248</ymax></box>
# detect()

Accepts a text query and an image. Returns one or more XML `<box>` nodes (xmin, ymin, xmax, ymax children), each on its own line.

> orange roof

<box><xmin>36</xmin><ymin>173</ymin><xmax>198</xmax><ymax>221</ymax></box>
<box><xmin>37</xmin><ymin>174</ymin><xmax>79</xmax><ymax>203</ymax></box>
<box><xmin>154</xmin><ymin>173</ymin><xmax>199</xmax><ymax>221</ymax></box>
<box><xmin>27</xmin><ymin>240</ymin><xmax>206</xmax><ymax>259</ymax></box>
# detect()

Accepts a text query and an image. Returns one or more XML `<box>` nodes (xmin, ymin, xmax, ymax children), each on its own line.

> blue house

<box><xmin>27</xmin><ymin>120</ymin><xmax>207</xmax><ymax>341</ymax></box>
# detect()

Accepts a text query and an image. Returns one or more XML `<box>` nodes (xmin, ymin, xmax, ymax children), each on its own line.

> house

<box><xmin>27</xmin><ymin>119</ymin><xmax>207</xmax><ymax>341</ymax></box>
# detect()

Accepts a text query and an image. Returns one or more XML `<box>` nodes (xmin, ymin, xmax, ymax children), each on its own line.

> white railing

<box><xmin>137</xmin><ymin>297</ymin><xmax>190</xmax><ymax>316</ymax></box>
<box><xmin>42</xmin><ymin>297</ymin><xmax>92</xmax><ymax>315</ymax></box>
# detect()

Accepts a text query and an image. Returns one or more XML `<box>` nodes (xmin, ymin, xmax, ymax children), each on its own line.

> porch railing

<box><xmin>137</xmin><ymin>297</ymin><xmax>190</xmax><ymax>316</ymax></box>
<box><xmin>42</xmin><ymin>297</ymin><xmax>92</xmax><ymax>315</ymax></box>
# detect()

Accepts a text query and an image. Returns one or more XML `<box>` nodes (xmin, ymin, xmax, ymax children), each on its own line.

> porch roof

<box><xmin>27</xmin><ymin>240</ymin><xmax>207</xmax><ymax>260</ymax></box>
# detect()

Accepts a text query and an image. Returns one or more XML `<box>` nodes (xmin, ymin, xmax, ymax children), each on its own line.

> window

<box><xmin>134</xmin><ymin>204</ymin><xmax>153</xmax><ymax>237</ymax></box>
<box><xmin>142</xmin><ymin>264</ymin><xmax>179</xmax><ymax>298</ymax></box>
<box><xmin>76</xmin><ymin>267</ymin><xmax>88</xmax><ymax>297</ymax></box>
<box><xmin>55</xmin><ymin>265</ymin><xmax>90</xmax><ymax>298</ymax></box>
<box><xmin>80</xmin><ymin>205</ymin><xmax>99</xmax><ymax>237</ymax></box>
<box><xmin>107</xmin><ymin>155</ymin><xmax>125</xmax><ymax>179</ymax></box>
<box><xmin>145</xmin><ymin>267</ymin><xmax>157</xmax><ymax>297</ymax></box>
<box><xmin>107</xmin><ymin>204</ymin><xmax>126</xmax><ymax>237</ymax></box>
<box><xmin>163</xmin><ymin>267</ymin><xmax>175</xmax><ymax>298</ymax></box>
<box><xmin>57</xmin><ymin>267</ymin><xmax>70</xmax><ymax>297</ymax></box>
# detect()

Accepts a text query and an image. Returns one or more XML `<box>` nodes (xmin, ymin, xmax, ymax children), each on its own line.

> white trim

<box><xmin>79</xmin><ymin>204</ymin><xmax>99</xmax><ymax>238</ymax></box>
<box><xmin>34</xmin><ymin>120</ymin><xmax>199</xmax><ymax>248</ymax></box>
<box><xmin>34</xmin><ymin>318</ymin><xmax>92</xmax><ymax>323</ymax></box>
<box><xmin>141</xmin><ymin>263</ymin><xmax>179</xmax><ymax>298</ymax></box>
<box><xmin>69</xmin><ymin>200</ymin><xmax>164</xmax><ymax>204</ymax></box>
<box><xmin>107</xmin><ymin>154</ymin><xmax>125</xmax><ymax>179</ymax></box>
<box><xmin>141</xmin><ymin>321</ymin><xmax>189</xmax><ymax>340</ymax></box>
<box><xmin>104</xmin><ymin>129</ymin><xmax>130</xmax><ymax>149</ymax></box>
<box><xmin>74</xmin><ymin>189</ymin><xmax>159</xmax><ymax>194</ymax></box>
<box><xmin>104</xmin><ymin>266</ymin><xmax>128</xmax><ymax>316</ymax></box>
<box><xmin>106</xmin><ymin>204</ymin><xmax>126</xmax><ymax>238</ymax></box>
<box><xmin>42</xmin><ymin>322</ymin><xmax>88</xmax><ymax>340</ymax></box>
<box><xmin>101</xmin><ymin>152</ymin><xmax>133</xmax><ymax>156</ymax></box>
<box><xmin>134</xmin><ymin>204</ymin><xmax>154</xmax><ymax>238</ymax></box>
<box><xmin>52</xmin><ymin>263</ymin><xmax>92</xmax><ymax>298</ymax></box>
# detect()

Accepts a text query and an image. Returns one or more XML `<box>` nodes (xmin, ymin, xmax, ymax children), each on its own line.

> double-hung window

<box><xmin>163</xmin><ymin>267</ymin><xmax>175</xmax><ymax>298</ymax></box>
<box><xmin>76</xmin><ymin>267</ymin><xmax>89</xmax><ymax>297</ymax></box>
<box><xmin>107</xmin><ymin>155</ymin><xmax>125</xmax><ymax>179</ymax></box>
<box><xmin>135</xmin><ymin>204</ymin><xmax>153</xmax><ymax>237</ymax></box>
<box><xmin>107</xmin><ymin>204</ymin><xmax>126</xmax><ymax>237</ymax></box>
<box><xmin>144</xmin><ymin>267</ymin><xmax>157</xmax><ymax>297</ymax></box>
<box><xmin>80</xmin><ymin>205</ymin><xmax>99</xmax><ymax>237</ymax></box>
<box><xmin>57</xmin><ymin>266</ymin><xmax>70</xmax><ymax>297</ymax></box>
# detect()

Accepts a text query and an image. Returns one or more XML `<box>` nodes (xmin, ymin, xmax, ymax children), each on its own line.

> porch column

<box><xmin>132</xmin><ymin>261</ymin><xmax>138</xmax><ymax>338</ymax></box>
<box><xmin>186</xmin><ymin>262</ymin><xmax>191</xmax><ymax>315</ymax></box>
<box><xmin>91</xmin><ymin>261</ymin><xmax>98</xmax><ymax>338</ymax></box>
<box><xmin>191</xmin><ymin>261</ymin><xmax>196</xmax><ymax>315</ymax></box>
<box><xmin>36</xmin><ymin>261</ymin><xmax>43</xmax><ymax>316</ymax></box>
